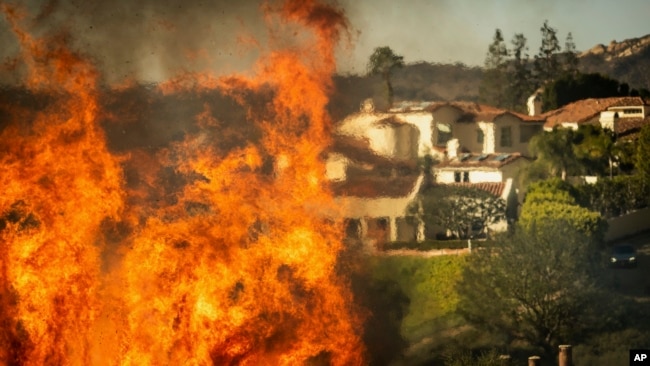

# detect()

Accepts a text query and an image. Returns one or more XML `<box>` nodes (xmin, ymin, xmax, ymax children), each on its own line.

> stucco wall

<box><xmin>604</xmin><ymin>207</ymin><xmax>650</xmax><ymax>242</ymax></box>
<box><xmin>399</xmin><ymin>112</ymin><xmax>434</xmax><ymax>157</ymax></box>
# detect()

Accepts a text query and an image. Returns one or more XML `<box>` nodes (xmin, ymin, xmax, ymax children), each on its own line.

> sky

<box><xmin>339</xmin><ymin>0</ymin><xmax>650</xmax><ymax>73</ymax></box>
<box><xmin>0</xmin><ymin>0</ymin><xmax>648</xmax><ymax>83</ymax></box>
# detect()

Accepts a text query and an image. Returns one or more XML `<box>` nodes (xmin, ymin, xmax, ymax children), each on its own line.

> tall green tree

<box><xmin>506</xmin><ymin>33</ymin><xmax>534</xmax><ymax>112</ymax></box>
<box><xmin>541</xmin><ymin>72</ymin><xmax>621</xmax><ymax>110</ymax></box>
<box><xmin>519</xmin><ymin>179</ymin><xmax>607</xmax><ymax>241</ymax></box>
<box><xmin>367</xmin><ymin>46</ymin><xmax>404</xmax><ymax>109</ymax></box>
<box><xmin>479</xmin><ymin>29</ymin><xmax>509</xmax><ymax>108</ymax></box>
<box><xmin>528</xmin><ymin>127</ymin><xmax>581</xmax><ymax>181</ymax></box>
<box><xmin>572</xmin><ymin>124</ymin><xmax>616</xmax><ymax>177</ymax></box>
<box><xmin>563</xmin><ymin>32</ymin><xmax>579</xmax><ymax>77</ymax></box>
<box><xmin>533</xmin><ymin>20</ymin><xmax>562</xmax><ymax>87</ymax></box>
<box><xmin>635</xmin><ymin>124</ymin><xmax>650</xmax><ymax>182</ymax></box>
<box><xmin>457</xmin><ymin>221</ymin><xmax>603</xmax><ymax>355</ymax></box>
<box><xmin>634</xmin><ymin>124</ymin><xmax>650</xmax><ymax>203</ymax></box>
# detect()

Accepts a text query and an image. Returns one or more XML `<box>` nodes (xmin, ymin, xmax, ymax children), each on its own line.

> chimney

<box><xmin>527</xmin><ymin>93</ymin><xmax>542</xmax><ymax>116</ymax></box>
<box><xmin>559</xmin><ymin>345</ymin><xmax>573</xmax><ymax>366</ymax></box>
<box><xmin>446</xmin><ymin>138</ymin><xmax>459</xmax><ymax>159</ymax></box>
<box><xmin>599</xmin><ymin>111</ymin><xmax>618</xmax><ymax>131</ymax></box>
<box><xmin>527</xmin><ymin>356</ymin><xmax>541</xmax><ymax>366</ymax></box>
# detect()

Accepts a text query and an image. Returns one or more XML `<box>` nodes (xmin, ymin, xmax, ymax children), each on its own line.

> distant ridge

<box><xmin>580</xmin><ymin>34</ymin><xmax>650</xmax><ymax>60</ymax></box>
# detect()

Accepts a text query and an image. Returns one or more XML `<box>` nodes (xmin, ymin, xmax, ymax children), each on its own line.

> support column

<box><xmin>416</xmin><ymin>217</ymin><xmax>425</xmax><ymax>242</ymax></box>
<box><xmin>527</xmin><ymin>356</ymin><xmax>541</xmax><ymax>366</ymax></box>
<box><xmin>389</xmin><ymin>216</ymin><xmax>397</xmax><ymax>242</ymax></box>
<box><xmin>559</xmin><ymin>345</ymin><xmax>572</xmax><ymax>366</ymax></box>
<box><xmin>359</xmin><ymin>217</ymin><xmax>368</xmax><ymax>240</ymax></box>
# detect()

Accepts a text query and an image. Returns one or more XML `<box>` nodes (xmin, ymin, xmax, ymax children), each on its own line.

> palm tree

<box><xmin>528</xmin><ymin>127</ymin><xmax>582</xmax><ymax>181</ymax></box>
<box><xmin>367</xmin><ymin>46</ymin><xmax>404</xmax><ymax>109</ymax></box>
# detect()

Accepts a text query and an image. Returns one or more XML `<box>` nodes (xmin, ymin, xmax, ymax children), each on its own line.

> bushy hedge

<box><xmin>367</xmin><ymin>255</ymin><xmax>467</xmax><ymax>343</ymax></box>
<box><xmin>383</xmin><ymin>239</ymin><xmax>497</xmax><ymax>251</ymax></box>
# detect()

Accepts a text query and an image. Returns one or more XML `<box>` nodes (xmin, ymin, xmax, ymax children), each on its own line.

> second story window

<box><xmin>500</xmin><ymin>126</ymin><xmax>512</xmax><ymax>147</ymax></box>
<box><xmin>477</xmin><ymin>128</ymin><xmax>484</xmax><ymax>144</ymax></box>
<box><xmin>437</xmin><ymin>123</ymin><xmax>452</xmax><ymax>145</ymax></box>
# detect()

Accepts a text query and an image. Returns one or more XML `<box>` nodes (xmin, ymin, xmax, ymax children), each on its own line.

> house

<box><xmin>542</xmin><ymin>96</ymin><xmax>649</xmax><ymax>132</ymax></box>
<box><xmin>336</xmin><ymin>99</ymin><xmax>436</xmax><ymax>160</ymax></box>
<box><xmin>427</xmin><ymin>101</ymin><xmax>545</xmax><ymax>159</ymax></box>
<box><xmin>432</xmin><ymin>145</ymin><xmax>529</xmax><ymax>222</ymax></box>
<box><xmin>325</xmin><ymin>131</ymin><xmax>424</xmax><ymax>249</ymax></box>
<box><xmin>332</xmin><ymin>173</ymin><xmax>425</xmax><ymax>247</ymax></box>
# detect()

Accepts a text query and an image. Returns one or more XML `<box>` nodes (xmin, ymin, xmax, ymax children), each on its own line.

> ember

<box><xmin>0</xmin><ymin>0</ymin><xmax>365</xmax><ymax>365</ymax></box>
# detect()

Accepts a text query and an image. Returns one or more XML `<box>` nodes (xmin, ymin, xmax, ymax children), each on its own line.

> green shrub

<box><xmin>384</xmin><ymin>239</ymin><xmax>497</xmax><ymax>251</ymax></box>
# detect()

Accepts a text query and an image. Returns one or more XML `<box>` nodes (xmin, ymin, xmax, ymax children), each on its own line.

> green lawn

<box><xmin>366</xmin><ymin>254</ymin><xmax>467</xmax><ymax>344</ymax></box>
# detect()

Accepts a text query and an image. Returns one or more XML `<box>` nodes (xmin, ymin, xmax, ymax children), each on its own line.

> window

<box><xmin>454</xmin><ymin>171</ymin><xmax>469</xmax><ymax>182</ymax></box>
<box><xmin>437</xmin><ymin>123</ymin><xmax>452</xmax><ymax>144</ymax></box>
<box><xmin>520</xmin><ymin>124</ymin><xmax>542</xmax><ymax>143</ymax></box>
<box><xmin>477</xmin><ymin>128</ymin><xmax>484</xmax><ymax>144</ymax></box>
<box><xmin>500</xmin><ymin>126</ymin><xmax>512</xmax><ymax>147</ymax></box>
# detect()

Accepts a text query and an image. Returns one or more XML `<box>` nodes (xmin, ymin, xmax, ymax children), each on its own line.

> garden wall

<box><xmin>604</xmin><ymin>207</ymin><xmax>650</xmax><ymax>242</ymax></box>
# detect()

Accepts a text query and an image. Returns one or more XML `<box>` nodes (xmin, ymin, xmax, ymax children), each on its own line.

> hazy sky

<box><xmin>0</xmin><ymin>0</ymin><xmax>648</xmax><ymax>83</ymax></box>
<box><xmin>339</xmin><ymin>0</ymin><xmax>650</xmax><ymax>72</ymax></box>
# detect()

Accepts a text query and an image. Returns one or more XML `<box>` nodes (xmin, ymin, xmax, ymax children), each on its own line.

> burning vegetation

<box><xmin>0</xmin><ymin>1</ymin><xmax>365</xmax><ymax>365</ymax></box>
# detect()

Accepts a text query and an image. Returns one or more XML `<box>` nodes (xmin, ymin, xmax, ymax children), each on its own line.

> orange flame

<box><xmin>1</xmin><ymin>0</ymin><xmax>365</xmax><ymax>365</ymax></box>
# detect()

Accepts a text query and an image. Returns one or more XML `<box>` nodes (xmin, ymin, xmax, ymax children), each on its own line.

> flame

<box><xmin>1</xmin><ymin>0</ymin><xmax>365</xmax><ymax>365</ymax></box>
<box><xmin>0</xmin><ymin>4</ymin><xmax>124</xmax><ymax>365</ymax></box>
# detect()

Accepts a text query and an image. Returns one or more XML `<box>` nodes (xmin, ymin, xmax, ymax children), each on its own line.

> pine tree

<box><xmin>563</xmin><ymin>32</ymin><xmax>580</xmax><ymax>76</ymax></box>
<box><xmin>534</xmin><ymin>20</ymin><xmax>562</xmax><ymax>87</ymax></box>
<box><xmin>507</xmin><ymin>33</ymin><xmax>534</xmax><ymax>112</ymax></box>
<box><xmin>479</xmin><ymin>29</ymin><xmax>509</xmax><ymax>108</ymax></box>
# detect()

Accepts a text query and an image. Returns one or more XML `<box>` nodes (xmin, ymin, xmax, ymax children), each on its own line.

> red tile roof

<box><xmin>434</xmin><ymin>152</ymin><xmax>528</xmax><ymax>169</ymax></box>
<box><xmin>543</xmin><ymin>97</ymin><xmax>647</xmax><ymax>129</ymax></box>
<box><xmin>615</xmin><ymin>116</ymin><xmax>650</xmax><ymax>136</ymax></box>
<box><xmin>426</xmin><ymin>101</ymin><xmax>544</xmax><ymax>123</ymax></box>
<box><xmin>447</xmin><ymin>182</ymin><xmax>506</xmax><ymax>197</ymax></box>
<box><xmin>330</xmin><ymin>173</ymin><xmax>421</xmax><ymax>198</ymax></box>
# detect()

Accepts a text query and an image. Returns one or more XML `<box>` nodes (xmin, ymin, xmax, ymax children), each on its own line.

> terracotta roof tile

<box><xmin>426</xmin><ymin>101</ymin><xmax>543</xmax><ymax>123</ymax></box>
<box><xmin>330</xmin><ymin>174</ymin><xmax>421</xmax><ymax>198</ymax></box>
<box><xmin>434</xmin><ymin>152</ymin><xmax>527</xmax><ymax>169</ymax></box>
<box><xmin>447</xmin><ymin>182</ymin><xmax>506</xmax><ymax>197</ymax></box>
<box><xmin>543</xmin><ymin>97</ymin><xmax>648</xmax><ymax>129</ymax></box>
<box><xmin>615</xmin><ymin>116</ymin><xmax>650</xmax><ymax>136</ymax></box>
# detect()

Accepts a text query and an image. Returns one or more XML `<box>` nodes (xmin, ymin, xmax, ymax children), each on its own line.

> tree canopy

<box><xmin>457</xmin><ymin>221</ymin><xmax>603</xmax><ymax>355</ymax></box>
<box><xmin>479</xmin><ymin>29</ymin><xmax>509</xmax><ymax>108</ymax></box>
<box><xmin>411</xmin><ymin>185</ymin><xmax>506</xmax><ymax>240</ymax></box>
<box><xmin>519</xmin><ymin>179</ymin><xmax>607</xmax><ymax>241</ymax></box>
<box><xmin>367</xmin><ymin>46</ymin><xmax>404</xmax><ymax>109</ymax></box>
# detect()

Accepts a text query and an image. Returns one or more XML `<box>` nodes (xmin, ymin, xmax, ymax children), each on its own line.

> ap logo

<box><xmin>630</xmin><ymin>350</ymin><xmax>650</xmax><ymax>365</ymax></box>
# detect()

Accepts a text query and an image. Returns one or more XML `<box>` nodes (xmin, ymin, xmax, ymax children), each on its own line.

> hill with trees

<box><xmin>330</xmin><ymin>30</ymin><xmax>650</xmax><ymax>119</ymax></box>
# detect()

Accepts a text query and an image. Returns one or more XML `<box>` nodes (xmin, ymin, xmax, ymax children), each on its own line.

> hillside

<box><xmin>331</xmin><ymin>34</ymin><xmax>650</xmax><ymax>119</ymax></box>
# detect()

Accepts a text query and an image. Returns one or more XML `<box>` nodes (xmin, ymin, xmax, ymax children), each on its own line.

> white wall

<box><xmin>605</xmin><ymin>207</ymin><xmax>650</xmax><ymax>242</ymax></box>
<box><xmin>398</xmin><ymin>112</ymin><xmax>434</xmax><ymax>157</ymax></box>
<box><xmin>469</xmin><ymin>170</ymin><xmax>502</xmax><ymax>183</ymax></box>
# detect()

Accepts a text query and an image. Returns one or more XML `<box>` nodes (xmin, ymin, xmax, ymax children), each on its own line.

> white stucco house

<box><xmin>335</xmin><ymin>99</ymin><xmax>436</xmax><ymax>160</ymax></box>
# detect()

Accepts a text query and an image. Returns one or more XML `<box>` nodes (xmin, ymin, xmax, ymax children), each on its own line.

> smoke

<box><xmin>0</xmin><ymin>0</ymin><xmax>269</xmax><ymax>84</ymax></box>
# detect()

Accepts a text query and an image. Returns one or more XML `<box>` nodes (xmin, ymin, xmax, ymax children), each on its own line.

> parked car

<box><xmin>610</xmin><ymin>244</ymin><xmax>637</xmax><ymax>268</ymax></box>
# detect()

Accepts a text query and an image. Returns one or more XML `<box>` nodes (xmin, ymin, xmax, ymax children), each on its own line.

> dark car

<box><xmin>610</xmin><ymin>244</ymin><xmax>637</xmax><ymax>268</ymax></box>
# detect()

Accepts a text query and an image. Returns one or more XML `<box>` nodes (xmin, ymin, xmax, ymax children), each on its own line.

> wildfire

<box><xmin>0</xmin><ymin>0</ymin><xmax>365</xmax><ymax>365</ymax></box>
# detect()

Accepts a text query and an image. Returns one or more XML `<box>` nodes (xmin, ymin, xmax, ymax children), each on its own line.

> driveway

<box><xmin>604</xmin><ymin>230</ymin><xmax>650</xmax><ymax>299</ymax></box>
